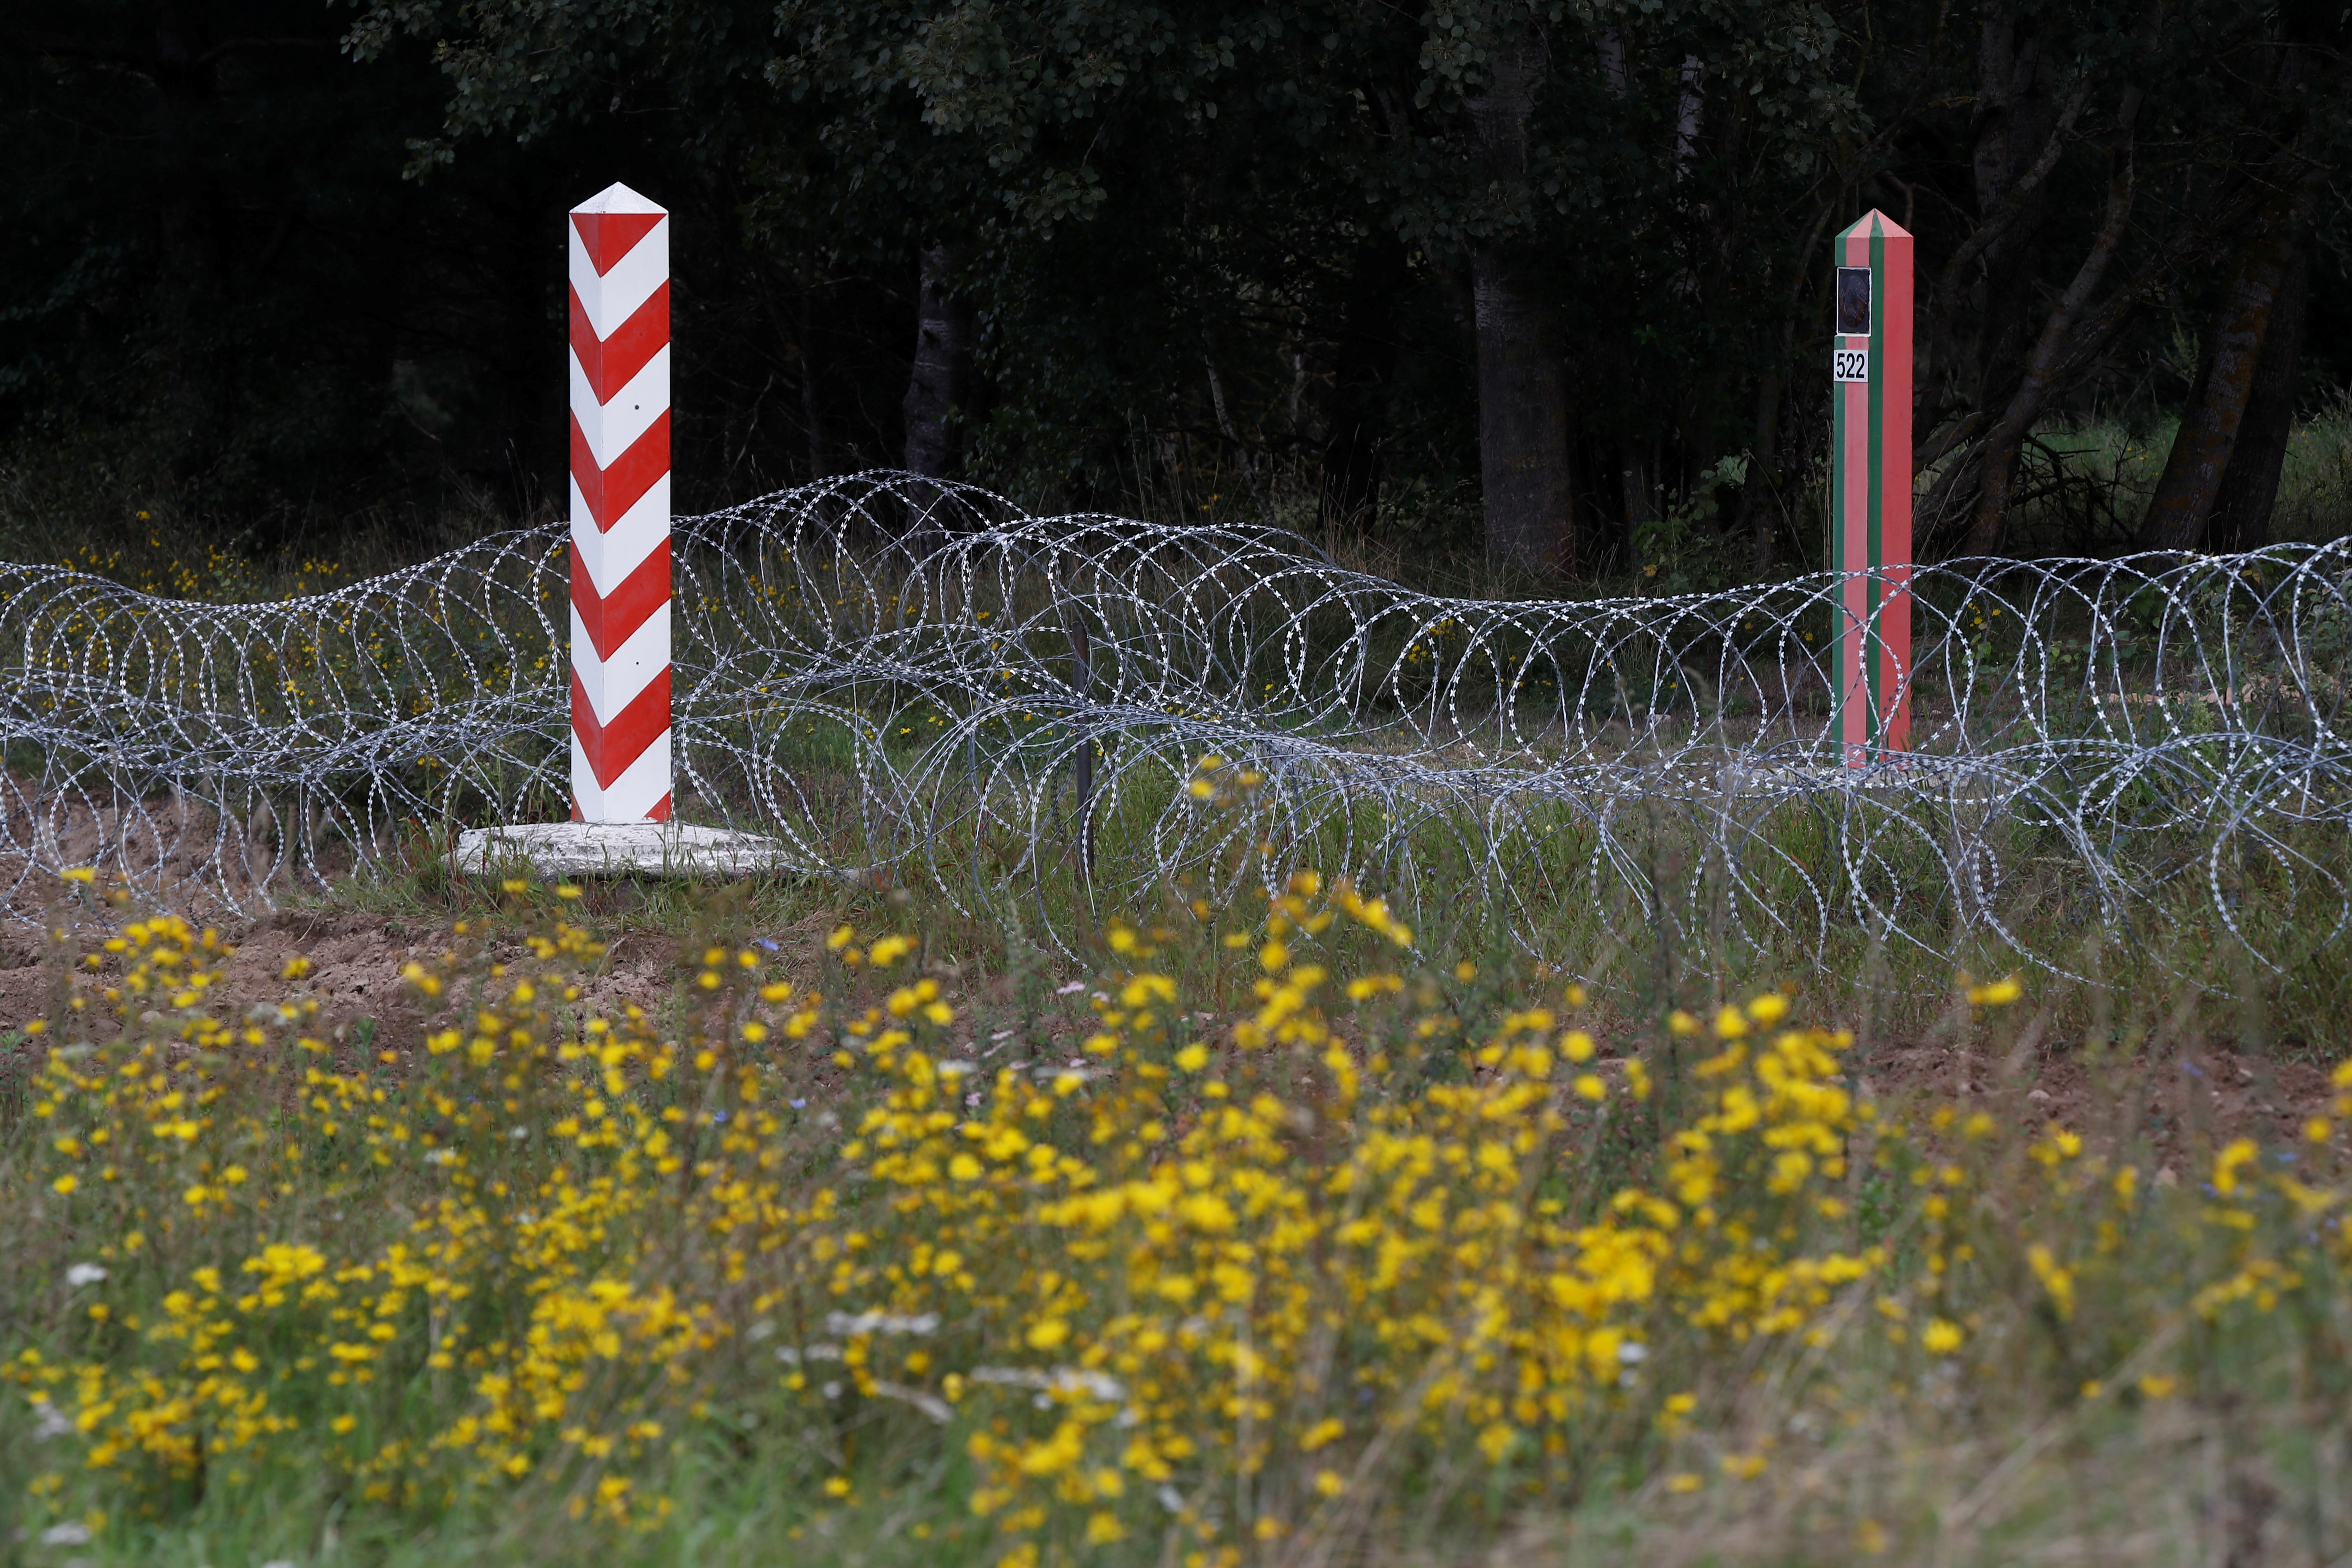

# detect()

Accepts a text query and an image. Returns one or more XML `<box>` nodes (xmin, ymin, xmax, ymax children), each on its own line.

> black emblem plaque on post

<box><xmin>1837</xmin><ymin>266</ymin><xmax>1871</xmax><ymax>337</ymax></box>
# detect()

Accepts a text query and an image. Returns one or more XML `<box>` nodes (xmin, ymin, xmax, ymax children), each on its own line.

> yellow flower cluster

<box><xmin>791</xmin><ymin>886</ymin><xmax>1905</xmax><ymax>1561</ymax></box>
<box><xmin>8</xmin><ymin>873</ymin><xmax>2352</xmax><ymax>1563</ymax></box>
<box><xmin>13</xmin><ymin>916</ymin><xmax>833</xmax><ymax>1525</ymax></box>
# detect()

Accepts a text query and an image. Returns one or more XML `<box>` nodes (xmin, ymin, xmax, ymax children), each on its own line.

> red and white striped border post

<box><xmin>1828</xmin><ymin>209</ymin><xmax>1913</xmax><ymax>766</ymax></box>
<box><xmin>568</xmin><ymin>183</ymin><xmax>673</xmax><ymax>822</ymax></box>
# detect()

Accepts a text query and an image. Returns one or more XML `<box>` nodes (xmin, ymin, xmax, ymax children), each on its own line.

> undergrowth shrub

<box><xmin>4</xmin><ymin>871</ymin><xmax>2351</xmax><ymax>1565</ymax></box>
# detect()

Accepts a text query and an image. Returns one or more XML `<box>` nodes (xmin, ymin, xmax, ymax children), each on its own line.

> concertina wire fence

<box><xmin>2</xmin><ymin>472</ymin><xmax>2347</xmax><ymax>985</ymax></box>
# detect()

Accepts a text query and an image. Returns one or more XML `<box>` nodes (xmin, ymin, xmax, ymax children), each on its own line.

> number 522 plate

<box><xmin>1832</xmin><ymin>348</ymin><xmax>1870</xmax><ymax>383</ymax></box>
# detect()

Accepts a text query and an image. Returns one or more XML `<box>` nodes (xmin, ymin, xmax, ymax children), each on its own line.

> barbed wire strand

<box><xmin>3</xmin><ymin>472</ymin><xmax>2345</xmax><ymax>985</ymax></box>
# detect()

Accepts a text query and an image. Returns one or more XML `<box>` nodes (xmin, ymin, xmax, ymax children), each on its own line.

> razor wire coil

<box><xmin>3</xmin><ymin>472</ymin><xmax>2347</xmax><ymax>983</ymax></box>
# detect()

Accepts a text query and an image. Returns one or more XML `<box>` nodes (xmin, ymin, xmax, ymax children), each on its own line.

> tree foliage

<box><xmin>3</xmin><ymin>0</ymin><xmax>2346</xmax><ymax>566</ymax></box>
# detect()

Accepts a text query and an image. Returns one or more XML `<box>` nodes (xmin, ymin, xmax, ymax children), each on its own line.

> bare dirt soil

<box><xmin>1856</xmin><ymin>1042</ymin><xmax>2343</xmax><ymax>1180</ymax></box>
<box><xmin>3</xmin><ymin>912</ymin><xmax>648</xmax><ymax>1048</ymax></box>
<box><xmin>3</xmin><ymin>908</ymin><xmax>2340</xmax><ymax>1171</ymax></box>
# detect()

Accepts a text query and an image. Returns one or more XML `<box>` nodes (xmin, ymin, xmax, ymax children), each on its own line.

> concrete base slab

<box><xmin>455</xmin><ymin>822</ymin><xmax>790</xmax><ymax>880</ymax></box>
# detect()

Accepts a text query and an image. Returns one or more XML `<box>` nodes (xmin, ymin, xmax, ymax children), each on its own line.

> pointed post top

<box><xmin>570</xmin><ymin>184</ymin><xmax>667</xmax><ymax>277</ymax></box>
<box><xmin>1836</xmin><ymin>208</ymin><xmax>1913</xmax><ymax>243</ymax></box>
<box><xmin>572</xmin><ymin>182</ymin><xmax>666</xmax><ymax>217</ymax></box>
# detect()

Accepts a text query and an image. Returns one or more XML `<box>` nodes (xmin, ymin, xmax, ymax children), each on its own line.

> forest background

<box><xmin>4</xmin><ymin>0</ymin><xmax>2349</xmax><ymax>587</ymax></box>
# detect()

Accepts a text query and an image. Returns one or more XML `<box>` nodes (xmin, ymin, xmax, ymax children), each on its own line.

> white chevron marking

<box><xmin>570</xmin><ymin>476</ymin><xmax>671</xmax><ymax>594</ymax></box>
<box><xmin>569</xmin><ymin>345</ymin><xmax>670</xmax><ymax>468</ymax></box>
<box><xmin>568</xmin><ymin>219</ymin><xmax>668</xmax><ymax>340</ymax></box>
<box><xmin>571</xmin><ymin>600</ymin><xmax>670</xmax><ymax>724</ymax></box>
<box><xmin>573</xmin><ymin>729</ymin><xmax>673</xmax><ymax>824</ymax></box>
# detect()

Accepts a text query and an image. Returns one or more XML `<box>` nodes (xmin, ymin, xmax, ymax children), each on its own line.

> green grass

<box><xmin>6</xmin><ymin>408</ymin><xmax>2352</xmax><ymax>1566</ymax></box>
<box><xmin>1969</xmin><ymin>398</ymin><xmax>2352</xmax><ymax>558</ymax></box>
<box><xmin>332</xmin><ymin>781</ymin><xmax>2352</xmax><ymax>1062</ymax></box>
<box><xmin>4</xmin><ymin>869</ymin><xmax>2351</xmax><ymax>1568</ymax></box>
<box><xmin>9</xmin><ymin>453</ymin><xmax>2347</xmax><ymax>1058</ymax></box>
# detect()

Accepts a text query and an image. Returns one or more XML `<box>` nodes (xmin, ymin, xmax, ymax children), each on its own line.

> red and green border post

<box><xmin>1828</xmin><ymin>209</ymin><xmax>1913</xmax><ymax>766</ymax></box>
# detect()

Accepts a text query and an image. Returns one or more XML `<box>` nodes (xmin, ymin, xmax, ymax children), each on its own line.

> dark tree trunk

<box><xmin>153</xmin><ymin>0</ymin><xmax>228</xmax><ymax>481</ymax></box>
<box><xmin>1466</xmin><ymin>25</ymin><xmax>1574</xmax><ymax>579</ymax></box>
<box><xmin>902</xmin><ymin>243</ymin><xmax>971</xmax><ymax>478</ymax></box>
<box><xmin>2142</xmin><ymin>8</ymin><xmax>2326</xmax><ymax>555</ymax></box>
<box><xmin>1964</xmin><ymin>103</ymin><xmax>2139</xmax><ymax>556</ymax></box>
<box><xmin>1319</xmin><ymin>236</ymin><xmax>1407</xmax><ymax>534</ymax></box>
<box><xmin>500</xmin><ymin>194</ymin><xmax>552</xmax><ymax>510</ymax></box>
<box><xmin>2142</xmin><ymin>176</ymin><xmax>2317</xmax><ymax>551</ymax></box>
<box><xmin>2207</xmin><ymin>243</ymin><xmax>2310</xmax><ymax>551</ymax></box>
<box><xmin>799</xmin><ymin>288</ymin><xmax>830</xmax><ymax>482</ymax></box>
<box><xmin>1969</xmin><ymin>9</ymin><xmax>2060</xmax><ymax>413</ymax></box>
<box><xmin>1473</xmin><ymin>254</ymin><xmax>1575</xmax><ymax>579</ymax></box>
<box><xmin>1737</xmin><ymin>321</ymin><xmax>1791</xmax><ymax>572</ymax></box>
<box><xmin>1623</xmin><ymin>441</ymin><xmax>1659</xmax><ymax>545</ymax></box>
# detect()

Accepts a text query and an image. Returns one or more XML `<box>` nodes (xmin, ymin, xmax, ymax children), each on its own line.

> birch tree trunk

<box><xmin>902</xmin><ymin>243</ymin><xmax>971</xmax><ymax>478</ymax></box>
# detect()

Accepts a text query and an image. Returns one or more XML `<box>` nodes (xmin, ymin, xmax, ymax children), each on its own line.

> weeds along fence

<box><xmin>1</xmin><ymin>471</ymin><xmax>2347</xmax><ymax>986</ymax></box>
